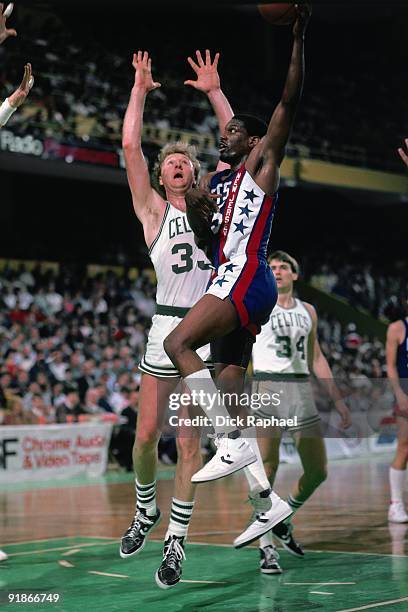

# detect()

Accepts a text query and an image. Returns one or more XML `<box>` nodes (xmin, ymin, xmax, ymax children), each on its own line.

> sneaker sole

<box><xmin>272</xmin><ymin>534</ymin><xmax>304</xmax><ymax>558</ymax></box>
<box><xmin>260</xmin><ymin>567</ymin><xmax>283</xmax><ymax>574</ymax></box>
<box><xmin>119</xmin><ymin>513</ymin><xmax>161</xmax><ymax>559</ymax></box>
<box><xmin>388</xmin><ymin>517</ymin><xmax>408</xmax><ymax>523</ymax></box>
<box><xmin>234</xmin><ymin>503</ymin><xmax>293</xmax><ymax>549</ymax></box>
<box><xmin>155</xmin><ymin>570</ymin><xmax>180</xmax><ymax>590</ymax></box>
<box><xmin>191</xmin><ymin>454</ymin><xmax>257</xmax><ymax>483</ymax></box>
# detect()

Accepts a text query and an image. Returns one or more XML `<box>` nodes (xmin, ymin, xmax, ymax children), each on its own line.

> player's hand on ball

<box><xmin>132</xmin><ymin>51</ymin><xmax>161</xmax><ymax>93</ymax></box>
<box><xmin>0</xmin><ymin>2</ymin><xmax>17</xmax><ymax>45</ymax></box>
<box><xmin>186</xmin><ymin>188</ymin><xmax>219</xmax><ymax>243</ymax></box>
<box><xmin>335</xmin><ymin>400</ymin><xmax>352</xmax><ymax>430</ymax></box>
<box><xmin>293</xmin><ymin>3</ymin><xmax>312</xmax><ymax>38</ymax></box>
<box><xmin>398</xmin><ymin>138</ymin><xmax>408</xmax><ymax>169</ymax></box>
<box><xmin>8</xmin><ymin>63</ymin><xmax>34</xmax><ymax>108</ymax></box>
<box><xmin>185</xmin><ymin>49</ymin><xmax>221</xmax><ymax>94</ymax></box>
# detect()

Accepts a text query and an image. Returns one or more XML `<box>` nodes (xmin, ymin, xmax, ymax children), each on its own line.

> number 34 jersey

<box><xmin>252</xmin><ymin>299</ymin><xmax>313</xmax><ymax>375</ymax></box>
<box><xmin>149</xmin><ymin>202</ymin><xmax>212</xmax><ymax>308</ymax></box>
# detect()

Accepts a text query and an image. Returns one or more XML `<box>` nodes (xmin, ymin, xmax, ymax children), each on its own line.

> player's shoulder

<box><xmin>199</xmin><ymin>169</ymin><xmax>224</xmax><ymax>191</ymax></box>
<box><xmin>387</xmin><ymin>319</ymin><xmax>406</xmax><ymax>340</ymax></box>
<box><xmin>300</xmin><ymin>300</ymin><xmax>317</xmax><ymax>322</ymax></box>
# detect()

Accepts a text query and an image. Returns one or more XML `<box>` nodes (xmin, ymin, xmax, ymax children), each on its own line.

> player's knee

<box><xmin>176</xmin><ymin>435</ymin><xmax>201</xmax><ymax>463</ymax></box>
<box><xmin>164</xmin><ymin>331</ymin><xmax>182</xmax><ymax>361</ymax></box>
<box><xmin>135</xmin><ymin>427</ymin><xmax>160</xmax><ymax>451</ymax></box>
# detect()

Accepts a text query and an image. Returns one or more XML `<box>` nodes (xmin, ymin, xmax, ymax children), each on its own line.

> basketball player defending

<box><xmin>164</xmin><ymin>5</ymin><xmax>311</xmax><ymax>548</ymax></box>
<box><xmin>0</xmin><ymin>4</ymin><xmax>33</xmax><ymax>129</ymax></box>
<box><xmin>120</xmin><ymin>50</ymin><xmax>234</xmax><ymax>588</ymax></box>
<box><xmin>386</xmin><ymin>295</ymin><xmax>408</xmax><ymax>522</ymax></box>
<box><xmin>251</xmin><ymin>251</ymin><xmax>350</xmax><ymax>573</ymax></box>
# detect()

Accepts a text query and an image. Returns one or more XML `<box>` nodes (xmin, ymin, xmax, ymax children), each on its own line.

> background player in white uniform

<box><xmin>120</xmin><ymin>50</ymin><xmax>234</xmax><ymax>589</ymax></box>
<box><xmin>252</xmin><ymin>251</ymin><xmax>351</xmax><ymax>574</ymax></box>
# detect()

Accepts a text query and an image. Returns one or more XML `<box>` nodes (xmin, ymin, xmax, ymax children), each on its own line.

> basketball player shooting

<box><xmin>164</xmin><ymin>4</ymin><xmax>311</xmax><ymax>548</ymax></box>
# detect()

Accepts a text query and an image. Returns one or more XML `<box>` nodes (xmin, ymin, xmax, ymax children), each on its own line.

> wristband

<box><xmin>0</xmin><ymin>98</ymin><xmax>17</xmax><ymax>128</ymax></box>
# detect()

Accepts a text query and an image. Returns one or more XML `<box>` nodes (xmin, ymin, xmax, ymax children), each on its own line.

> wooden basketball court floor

<box><xmin>1</xmin><ymin>453</ymin><xmax>408</xmax><ymax>611</ymax></box>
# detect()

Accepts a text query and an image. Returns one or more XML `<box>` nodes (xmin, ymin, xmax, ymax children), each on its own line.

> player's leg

<box><xmin>165</xmin><ymin>296</ymin><xmax>258</xmax><ymax>481</ymax></box>
<box><xmin>389</xmin><ymin>416</ymin><xmax>408</xmax><ymax>522</ymax></box>
<box><xmin>120</xmin><ymin>374</ymin><xmax>178</xmax><ymax>558</ymax></box>
<box><xmin>156</xmin><ymin>404</ymin><xmax>202</xmax><ymax>589</ymax></box>
<box><xmin>256</xmin><ymin>432</ymin><xmax>284</xmax><ymax>573</ymax></box>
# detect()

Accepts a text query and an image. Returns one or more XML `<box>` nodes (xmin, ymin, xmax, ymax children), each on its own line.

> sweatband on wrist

<box><xmin>0</xmin><ymin>98</ymin><xmax>17</xmax><ymax>128</ymax></box>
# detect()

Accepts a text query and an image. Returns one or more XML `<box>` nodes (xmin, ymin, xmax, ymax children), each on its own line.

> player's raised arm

<box><xmin>122</xmin><ymin>51</ymin><xmax>162</xmax><ymax>223</ymax></box>
<box><xmin>185</xmin><ymin>49</ymin><xmax>233</xmax><ymax>172</ymax></box>
<box><xmin>304</xmin><ymin>303</ymin><xmax>351</xmax><ymax>429</ymax></box>
<box><xmin>0</xmin><ymin>62</ymin><xmax>33</xmax><ymax>128</ymax></box>
<box><xmin>261</xmin><ymin>4</ymin><xmax>310</xmax><ymax>166</ymax></box>
<box><xmin>398</xmin><ymin>138</ymin><xmax>408</xmax><ymax>169</ymax></box>
<box><xmin>0</xmin><ymin>3</ymin><xmax>16</xmax><ymax>45</ymax></box>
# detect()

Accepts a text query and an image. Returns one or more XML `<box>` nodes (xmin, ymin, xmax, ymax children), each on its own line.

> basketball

<box><xmin>257</xmin><ymin>3</ymin><xmax>297</xmax><ymax>25</ymax></box>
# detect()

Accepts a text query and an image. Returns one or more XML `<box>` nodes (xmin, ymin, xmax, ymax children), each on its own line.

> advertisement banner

<box><xmin>0</xmin><ymin>423</ymin><xmax>113</xmax><ymax>483</ymax></box>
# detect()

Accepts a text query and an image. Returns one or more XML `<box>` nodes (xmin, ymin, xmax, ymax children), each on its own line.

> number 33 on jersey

<box><xmin>149</xmin><ymin>203</ymin><xmax>212</xmax><ymax>309</ymax></box>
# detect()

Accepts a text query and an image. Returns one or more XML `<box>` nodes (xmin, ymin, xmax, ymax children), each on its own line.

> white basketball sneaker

<box><xmin>0</xmin><ymin>550</ymin><xmax>8</xmax><ymax>561</ymax></box>
<box><xmin>191</xmin><ymin>434</ymin><xmax>256</xmax><ymax>483</ymax></box>
<box><xmin>234</xmin><ymin>490</ymin><xmax>292</xmax><ymax>549</ymax></box>
<box><xmin>388</xmin><ymin>502</ymin><xmax>408</xmax><ymax>523</ymax></box>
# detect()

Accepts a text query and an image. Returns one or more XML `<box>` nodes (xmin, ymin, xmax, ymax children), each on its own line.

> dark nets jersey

<box><xmin>397</xmin><ymin>320</ymin><xmax>408</xmax><ymax>390</ymax></box>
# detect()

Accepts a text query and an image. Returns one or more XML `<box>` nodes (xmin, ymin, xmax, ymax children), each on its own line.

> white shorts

<box><xmin>252</xmin><ymin>375</ymin><xmax>320</xmax><ymax>433</ymax></box>
<box><xmin>139</xmin><ymin>314</ymin><xmax>212</xmax><ymax>378</ymax></box>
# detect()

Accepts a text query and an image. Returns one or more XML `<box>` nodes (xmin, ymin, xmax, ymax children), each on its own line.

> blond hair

<box><xmin>152</xmin><ymin>142</ymin><xmax>201</xmax><ymax>196</ymax></box>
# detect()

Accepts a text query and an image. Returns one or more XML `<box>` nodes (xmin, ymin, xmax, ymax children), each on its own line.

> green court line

<box><xmin>0</xmin><ymin>466</ymin><xmax>175</xmax><ymax>492</ymax></box>
<box><xmin>1</xmin><ymin>538</ymin><xmax>407</xmax><ymax>612</ymax></box>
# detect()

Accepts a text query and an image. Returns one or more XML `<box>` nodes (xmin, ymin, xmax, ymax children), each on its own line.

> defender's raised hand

<box><xmin>293</xmin><ymin>3</ymin><xmax>311</xmax><ymax>38</ymax></box>
<box><xmin>0</xmin><ymin>3</ymin><xmax>16</xmax><ymax>44</ymax></box>
<box><xmin>132</xmin><ymin>51</ymin><xmax>161</xmax><ymax>93</ymax></box>
<box><xmin>398</xmin><ymin>138</ymin><xmax>408</xmax><ymax>169</ymax></box>
<box><xmin>185</xmin><ymin>49</ymin><xmax>221</xmax><ymax>94</ymax></box>
<box><xmin>8</xmin><ymin>63</ymin><xmax>34</xmax><ymax>108</ymax></box>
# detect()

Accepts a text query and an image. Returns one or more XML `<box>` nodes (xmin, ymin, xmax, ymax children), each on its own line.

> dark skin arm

<box><xmin>246</xmin><ymin>3</ymin><xmax>311</xmax><ymax>195</ymax></box>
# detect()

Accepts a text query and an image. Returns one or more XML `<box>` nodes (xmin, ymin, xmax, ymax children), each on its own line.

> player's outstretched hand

<box><xmin>293</xmin><ymin>3</ymin><xmax>311</xmax><ymax>38</ymax></box>
<box><xmin>185</xmin><ymin>49</ymin><xmax>221</xmax><ymax>94</ymax></box>
<box><xmin>132</xmin><ymin>51</ymin><xmax>161</xmax><ymax>93</ymax></box>
<box><xmin>335</xmin><ymin>399</ymin><xmax>352</xmax><ymax>430</ymax></box>
<box><xmin>186</xmin><ymin>187</ymin><xmax>219</xmax><ymax>244</ymax></box>
<box><xmin>8</xmin><ymin>63</ymin><xmax>34</xmax><ymax>108</ymax></box>
<box><xmin>398</xmin><ymin>138</ymin><xmax>408</xmax><ymax>169</ymax></box>
<box><xmin>0</xmin><ymin>3</ymin><xmax>16</xmax><ymax>44</ymax></box>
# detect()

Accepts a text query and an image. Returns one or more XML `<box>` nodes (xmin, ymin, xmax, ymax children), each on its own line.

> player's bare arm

<box><xmin>0</xmin><ymin>3</ymin><xmax>16</xmax><ymax>45</ymax></box>
<box><xmin>185</xmin><ymin>49</ymin><xmax>233</xmax><ymax>172</ymax></box>
<box><xmin>246</xmin><ymin>3</ymin><xmax>310</xmax><ymax>195</ymax></box>
<box><xmin>398</xmin><ymin>138</ymin><xmax>408</xmax><ymax>169</ymax></box>
<box><xmin>304</xmin><ymin>302</ymin><xmax>351</xmax><ymax>429</ymax></box>
<box><xmin>122</xmin><ymin>51</ymin><xmax>164</xmax><ymax>242</ymax></box>
<box><xmin>386</xmin><ymin>321</ymin><xmax>408</xmax><ymax>415</ymax></box>
<box><xmin>8</xmin><ymin>63</ymin><xmax>34</xmax><ymax>107</ymax></box>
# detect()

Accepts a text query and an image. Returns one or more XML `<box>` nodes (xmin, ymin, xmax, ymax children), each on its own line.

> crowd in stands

<box><xmin>0</xmin><ymin>259</ymin><xmax>395</xmax><ymax>435</ymax></box>
<box><xmin>307</xmin><ymin>256</ymin><xmax>407</xmax><ymax>319</ymax></box>
<box><xmin>0</xmin><ymin>8</ymin><xmax>406</xmax><ymax>171</ymax></box>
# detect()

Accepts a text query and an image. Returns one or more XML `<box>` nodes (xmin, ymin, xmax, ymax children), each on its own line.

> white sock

<box><xmin>166</xmin><ymin>498</ymin><xmax>194</xmax><ymax>539</ymax></box>
<box><xmin>242</xmin><ymin>428</ymin><xmax>271</xmax><ymax>491</ymax></box>
<box><xmin>390</xmin><ymin>467</ymin><xmax>406</xmax><ymax>504</ymax></box>
<box><xmin>136</xmin><ymin>479</ymin><xmax>157</xmax><ymax>516</ymax></box>
<box><xmin>184</xmin><ymin>369</ymin><xmax>235</xmax><ymax>434</ymax></box>
<box><xmin>259</xmin><ymin>531</ymin><xmax>273</xmax><ymax>548</ymax></box>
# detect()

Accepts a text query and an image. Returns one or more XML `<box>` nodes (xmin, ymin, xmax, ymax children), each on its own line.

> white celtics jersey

<box><xmin>253</xmin><ymin>299</ymin><xmax>313</xmax><ymax>374</ymax></box>
<box><xmin>149</xmin><ymin>203</ymin><xmax>212</xmax><ymax>308</ymax></box>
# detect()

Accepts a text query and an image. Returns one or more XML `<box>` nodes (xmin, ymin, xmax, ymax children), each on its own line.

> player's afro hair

<box><xmin>233</xmin><ymin>114</ymin><xmax>268</xmax><ymax>138</ymax></box>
